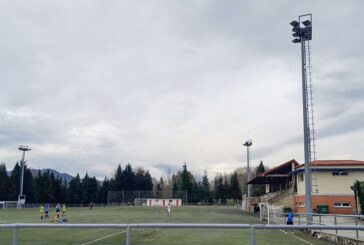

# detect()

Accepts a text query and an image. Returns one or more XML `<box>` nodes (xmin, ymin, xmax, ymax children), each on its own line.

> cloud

<box><xmin>0</xmin><ymin>1</ymin><xmax>364</xmax><ymax>179</ymax></box>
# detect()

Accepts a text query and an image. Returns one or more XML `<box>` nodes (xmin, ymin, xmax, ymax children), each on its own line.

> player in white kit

<box><xmin>167</xmin><ymin>202</ymin><xmax>171</xmax><ymax>216</ymax></box>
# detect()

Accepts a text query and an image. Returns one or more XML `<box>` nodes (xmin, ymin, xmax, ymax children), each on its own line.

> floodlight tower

<box><xmin>243</xmin><ymin>140</ymin><xmax>252</xmax><ymax>199</ymax></box>
<box><xmin>290</xmin><ymin>14</ymin><xmax>315</xmax><ymax>223</ymax></box>
<box><xmin>18</xmin><ymin>145</ymin><xmax>31</xmax><ymax>205</ymax></box>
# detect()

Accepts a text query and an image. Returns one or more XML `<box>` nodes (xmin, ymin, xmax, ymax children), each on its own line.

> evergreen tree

<box><xmin>252</xmin><ymin>160</ymin><xmax>266</xmax><ymax>197</ymax></box>
<box><xmin>50</xmin><ymin>173</ymin><xmax>63</xmax><ymax>203</ymax></box>
<box><xmin>81</xmin><ymin>173</ymin><xmax>90</xmax><ymax>204</ymax></box>
<box><xmin>214</xmin><ymin>175</ymin><xmax>224</xmax><ymax>203</ymax></box>
<box><xmin>108</xmin><ymin>178</ymin><xmax>116</xmax><ymax>192</ymax></box>
<box><xmin>23</xmin><ymin>168</ymin><xmax>36</xmax><ymax>203</ymax></box>
<box><xmin>0</xmin><ymin>163</ymin><xmax>12</xmax><ymax>200</ymax></box>
<box><xmin>68</xmin><ymin>174</ymin><xmax>82</xmax><ymax>204</ymax></box>
<box><xmin>98</xmin><ymin>177</ymin><xmax>110</xmax><ymax>203</ymax></box>
<box><xmin>256</xmin><ymin>160</ymin><xmax>266</xmax><ymax>174</ymax></box>
<box><xmin>88</xmin><ymin>176</ymin><xmax>99</xmax><ymax>203</ymax></box>
<box><xmin>135</xmin><ymin>168</ymin><xmax>145</xmax><ymax>190</ymax></box>
<box><xmin>9</xmin><ymin>162</ymin><xmax>21</xmax><ymax>200</ymax></box>
<box><xmin>61</xmin><ymin>178</ymin><xmax>68</xmax><ymax>203</ymax></box>
<box><xmin>35</xmin><ymin>170</ymin><xmax>50</xmax><ymax>202</ymax></box>
<box><xmin>113</xmin><ymin>164</ymin><xmax>123</xmax><ymax>191</ymax></box>
<box><xmin>222</xmin><ymin>178</ymin><xmax>229</xmax><ymax>203</ymax></box>
<box><xmin>181</xmin><ymin>163</ymin><xmax>193</xmax><ymax>193</ymax></box>
<box><xmin>143</xmin><ymin>171</ymin><xmax>153</xmax><ymax>190</ymax></box>
<box><xmin>201</xmin><ymin>170</ymin><xmax>211</xmax><ymax>203</ymax></box>
<box><xmin>230</xmin><ymin>171</ymin><xmax>241</xmax><ymax>203</ymax></box>
<box><xmin>191</xmin><ymin>182</ymin><xmax>202</xmax><ymax>203</ymax></box>
<box><xmin>172</xmin><ymin>174</ymin><xmax>180</xmax><ymax>192</ymax></box>
<box><xmin>122</xmin><ymin>163</ymin><xmax>135</xmax><ymax>191</ymax></box>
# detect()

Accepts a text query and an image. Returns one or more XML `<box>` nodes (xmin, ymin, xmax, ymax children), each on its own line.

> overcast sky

<box><xmin>1</xmin><ymin>1</ymin><xmax>363</xmax><ymax>180</ymax></box>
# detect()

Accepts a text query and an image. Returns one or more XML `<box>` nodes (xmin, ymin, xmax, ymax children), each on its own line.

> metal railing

<box><xmin>2</xmin><ymin>223</ymin><xmax>364</xmax><ymax>245</ymax></box>
<box><xmin>266</xmin><ymin>211</ymin><xmax>364</xmax><ymax>240</ymax></box>
<box><xmin>294</xmin><ymin>212</ymin><xmax>364</xmax><ymax>240</ymax></box>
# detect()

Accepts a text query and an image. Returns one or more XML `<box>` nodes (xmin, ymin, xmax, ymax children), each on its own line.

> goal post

<box><xmin>259</xmin><ymin>202</ymin><xmax>285</xmax><ymax>224</ymax></box>
<box><xmin>0</xmin><ymin>201</ymin><xmax>18</xmax><ymax>209</ymax></box>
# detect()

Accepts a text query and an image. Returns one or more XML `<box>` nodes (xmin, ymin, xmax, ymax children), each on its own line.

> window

<box><xmin>332</xmin><ymin>171</ymin><xmax>348</xmax><ymax>176</ymax></box>
<box><xmin>334</xmin><ymin>203</ymin><xmax>350</xmax><ymax>208</ymax></box>
<box><xmin>299</xmin><ymin>202</ymin><xmax>305</xmax><ymax>207</ymax></box>
<box><xmin>299</xmin><ymin>174</ymin><xmax>304</xmax><ymax>181</ymax></box>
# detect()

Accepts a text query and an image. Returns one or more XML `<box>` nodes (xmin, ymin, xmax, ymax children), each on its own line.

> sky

<box><xmin>1</xmin><ymin>1</ymin><xmax>364</xmax><ymax>180</ymax></box>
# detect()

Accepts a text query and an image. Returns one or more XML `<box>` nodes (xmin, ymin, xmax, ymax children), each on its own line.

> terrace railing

<box><xmin>2</xmin><ymin>223</ymin><xmax>364</xmax><ymax>245</ymax></box>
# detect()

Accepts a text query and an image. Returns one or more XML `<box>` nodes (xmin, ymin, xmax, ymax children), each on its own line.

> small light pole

<box><xmin>243</xmin><ymin>140</ymin><xmax>253</xmax><ymax>199</ymax></box>
<box><xmin>18</xmin><ymin>145</ymin><xmax>31</xmax><ymax>207</ymax></box>
<box><xmin>290</xmin><ymin>14</ymin><xmax>313</xmax><ymax>223</ymax></box>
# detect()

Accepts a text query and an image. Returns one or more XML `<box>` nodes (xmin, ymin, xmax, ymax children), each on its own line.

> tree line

<box><xmin>0</xmin><ymin>162</ymin><xmax>153</xmax><ymax>204</ymax></box>
<box><xmin>0</xmin><ymin>161</ymin><xmax>267</xmax><ymax>204</ymax></box>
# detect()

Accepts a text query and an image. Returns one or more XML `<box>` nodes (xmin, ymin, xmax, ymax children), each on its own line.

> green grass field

<box><xmin>0</xmin><ymin>206</ymin><xmax>331</xmax><ymax>245</ymax></box>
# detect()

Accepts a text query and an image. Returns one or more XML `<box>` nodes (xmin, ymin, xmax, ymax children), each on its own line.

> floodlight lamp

<box><xmin>290</xmin><ymin>20</ymin><xmax>299</xmax><ymax>27</ymax></box>
<box><xmin>305</xmin><ymin>33</ymin><xmax>312</xmax><ymax>40</ymax></box>
<box><xmin>302</xmin><ymin>20</ymin><xmax>311</xmax><ymax>27</ymax></box>
<box><xmin>292</xmin><ymin>33</ymin><xmax>300</xmax><ymax>38</ymax></box>
<box><xmin>18</xmin><ymin>145</ymin><xmax>31</xmax><ymax>151</ymax></box>
<box><xmin>292</xmin><ymin>38</ymin><xmax>301</xmax><ymax>43</ymax></box>
<box><xmin>292</xmin><ymin>26</ymin><xmax>301</xmax><ymax>33</ymax></box>
<box><xmin>243</xmin><ymin>140</ymin><xmax>252</xmax><ymax>147</ymax></box>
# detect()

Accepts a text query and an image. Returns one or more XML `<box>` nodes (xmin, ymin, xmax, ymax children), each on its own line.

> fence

<box><xmin>2</xmin><ymin>223</ymin><xmax>364</xmax><ymax>245</ymax></box>
<box><xmin>263</xmin><ymin>209</ymin><xmax>364</xmax><ymax>240</ymax></box>
<box><xmin>5</xmin><ymin>203</ymin><xmax>123</xmax><ymax>209</ymax></box>
<box><xmin>294</xmin><ymin>213</ymin><xmax>364</xmax><ymax>240</ymax></box>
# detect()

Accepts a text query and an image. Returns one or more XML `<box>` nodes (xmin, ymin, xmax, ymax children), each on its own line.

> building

<box><xmin>294</xmin><ymin>160</ymin><xmax>364</xmax><ymax>215</ymax></box>
<box><xmin>247</xmin><ymin>159</ymin><xmax>298</xmax><ymax>212</ymax></box>
<box><xmin>248</xmin><ymin>159</ymin><xmax>364</xmax><ymax>215</ymax></box>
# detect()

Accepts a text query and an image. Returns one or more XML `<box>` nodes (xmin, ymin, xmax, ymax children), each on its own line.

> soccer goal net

<box><xmin>134</xmin><ymin>198</ymin><xmax>148</xmax><ymax>206</ymax></box>
<box><xmin>0</xmin><ymin>201</ymin><xmax>18</xmax><ymax>209</ymax></box>
<box><xmin>259</xmin><ymin>202</ymin><xmax>285</xmax><ymax>224</ymax></box>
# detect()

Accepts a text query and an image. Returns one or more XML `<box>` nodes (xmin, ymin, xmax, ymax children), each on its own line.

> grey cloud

<box><xmin>0</xmin><ymin>1</ymin><xmax>364</xmax><ymax>178</ymax></box>
<box><xmin>317</xmin><ymin>111</ymin><xmax>364</xmax><ymax>140</ymax></box>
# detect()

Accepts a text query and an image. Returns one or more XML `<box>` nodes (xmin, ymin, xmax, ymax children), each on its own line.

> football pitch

<box><xmin>0</xmin><ymin>206</ymin><xmax>331</xmax><ymax>245</ymax></box>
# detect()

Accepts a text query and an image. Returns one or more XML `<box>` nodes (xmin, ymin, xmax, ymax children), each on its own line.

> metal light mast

<box><xmin>18</xmin><ymin>145</ymin><xmax>31</xmax><ymax>207</ymax></box>
<box><xmin>243</xmin><ymin>140</ymin><xmax>252</xmax><ymax>199</ymax></box>
<box><xmin>291</xmin><ymin>14</ymin><xmax>315</xmax><ymax>223</ymax></box>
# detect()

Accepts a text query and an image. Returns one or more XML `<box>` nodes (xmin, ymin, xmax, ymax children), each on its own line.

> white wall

<box><xmin>296</xmin><ymin>170</ymin><xmax>364</xmax><ymax>194</ymax></box>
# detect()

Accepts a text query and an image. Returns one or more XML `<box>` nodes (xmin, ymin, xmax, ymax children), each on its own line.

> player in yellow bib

<box><xmin>62</xmin><ymin>204</ymin><xmax>66</xmax><ymax>217</ymax></box>
<box><xmin>40</xmin><ymin>204</ymin><xmax>44</xmax><ymax>220</ymax></box>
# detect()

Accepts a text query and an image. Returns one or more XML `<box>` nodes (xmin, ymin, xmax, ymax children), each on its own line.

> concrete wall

<box><xmin>268</xmin><ymin>187</ymin><xmax>295</xmax><ymax>210</ymax></box>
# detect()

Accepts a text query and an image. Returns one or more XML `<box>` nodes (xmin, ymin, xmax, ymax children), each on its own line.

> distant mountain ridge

<box><xmin>7</xmin><ymin>168</ymin><xmax>74</xmax><ymax>183</ymax></box>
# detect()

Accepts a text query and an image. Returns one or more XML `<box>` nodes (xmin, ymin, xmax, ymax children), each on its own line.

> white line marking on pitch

<box><xmin>81</xmin><ymin>230</ymin><xmax>126</xmax><ymax>245</ymax></box>
<box><xmin>280</xmin><ymin>230</ymin><xmax>313</xmax><ymax>245</ymax></box>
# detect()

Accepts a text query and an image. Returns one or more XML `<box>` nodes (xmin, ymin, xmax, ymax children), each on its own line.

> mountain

<box><xmin>7</xmin><ymin>168</ymin><xmax>74</xmax><ymax>183</ymax></box>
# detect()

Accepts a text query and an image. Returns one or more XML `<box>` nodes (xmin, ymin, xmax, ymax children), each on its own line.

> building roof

<box><xmin>257</xmin><ymin>159</ymin><xmax>299</xmax><ymax>177</ymax></box>
<box><xmin>296</xmin><ymin>160</ymin><xmax>364</xmax><ymax>169</ymax></box>
<box><xmin>247</xmin><ymin>159</ymin><xmax>299</xmax><ymax>185</ymax></box>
